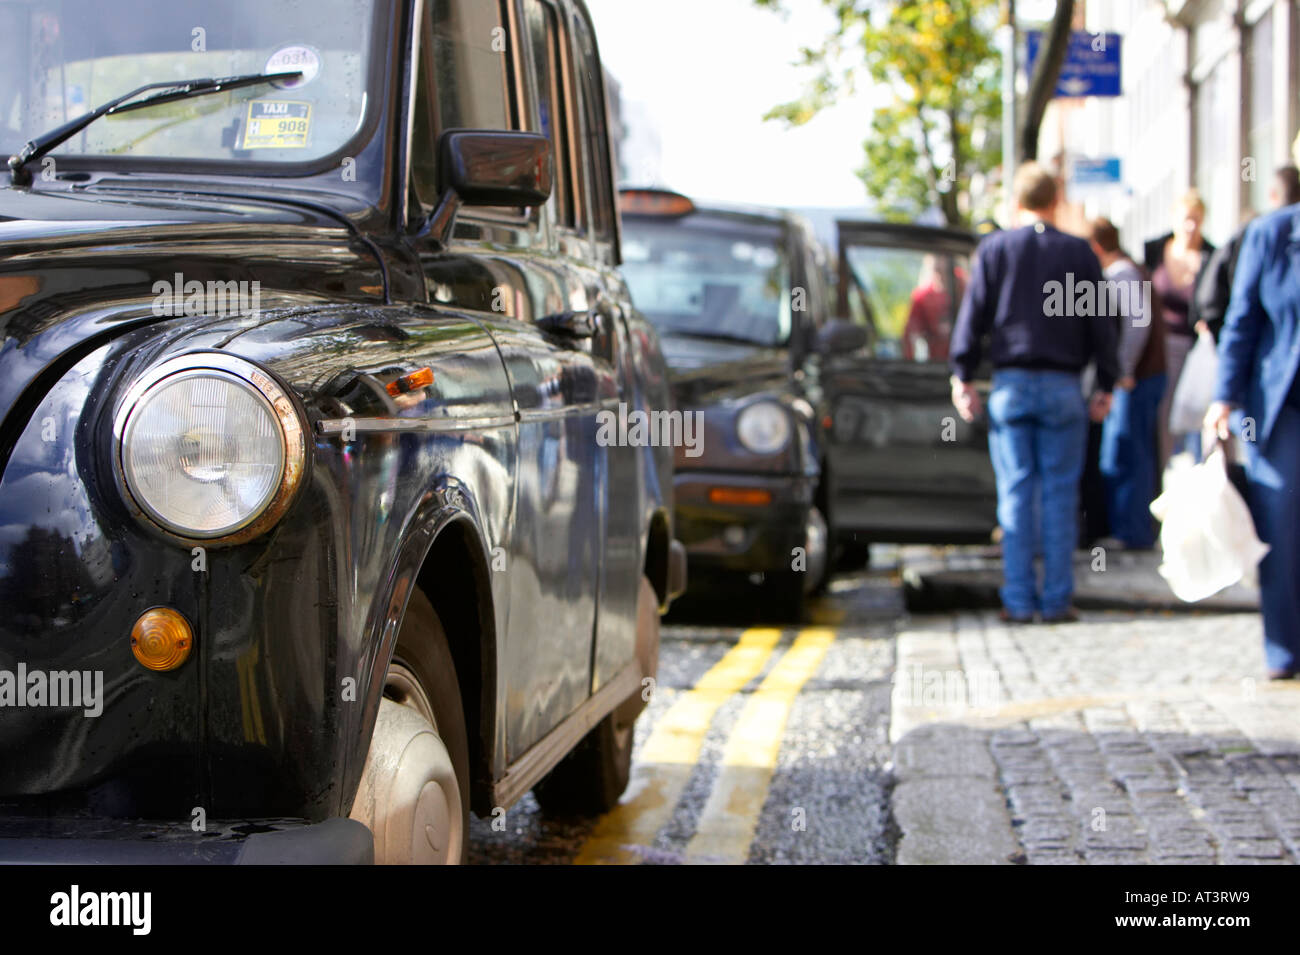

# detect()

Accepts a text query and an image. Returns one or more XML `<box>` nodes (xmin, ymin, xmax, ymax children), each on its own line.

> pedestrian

<box><xmin>1145</xmin><ymin>191</ymin><xmax>1215</xmax><ymax>469</ymax></box>
<box><xmin>1088</xmin><ymin>218</ymin><xmax>1166</xmax><ymax>550</ymax></box>
<box><xmin>1197</xmin><ymin>165</ymin><xmax>1300</xmax><ymax>340</ymax></box>
<box><xmin>1205</xmin><ymin>156</ymin><xmax>1300</xmax><ymax>681</ymax></box>
<box><xmin>950</xmin><ymin>163</ymin><xmax>1118</xmax><ymax>624</ymax></box>
<box><xmin>902</xmin><ymin>254</ymin><xmax>953</xmax><ymax>362</ymax></box>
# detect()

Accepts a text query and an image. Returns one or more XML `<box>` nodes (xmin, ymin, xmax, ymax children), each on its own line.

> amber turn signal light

<box><xmin>131</xmin><ymin>608</ymin><xmax>193</xmax><ymax>671</ymax></box>
<box><xmin>386</xmin><ymin>367</ymin><xmax>434</xmax><ymax>397</ymax></box>
<box><xmin>708</xmin><ymin>487</ymin><xmax>773</xmax><ymax>507</ymax></box>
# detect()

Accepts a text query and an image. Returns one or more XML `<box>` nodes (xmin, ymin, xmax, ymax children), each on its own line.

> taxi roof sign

<box><xmin>619</xmin><ymin>188</ymin><xmax>695</xmax><ymax>217</ymax></box>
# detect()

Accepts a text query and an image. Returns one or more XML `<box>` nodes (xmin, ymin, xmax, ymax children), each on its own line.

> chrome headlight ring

<box><xmin>112</xmin><ymin>353</ymin><xmax>306</xmax><ymax>545</ymax></box>
<box><xmin>735</xmin><ymin>399</ymin><xmax>792</xmax><ymax>455</ymax></box>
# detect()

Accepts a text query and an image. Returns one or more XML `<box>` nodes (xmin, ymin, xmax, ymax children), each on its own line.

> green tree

<box><xmin>757</xmin><ymin>0</ymin><xmax>1003</xmax><ymax>226</ymax></box>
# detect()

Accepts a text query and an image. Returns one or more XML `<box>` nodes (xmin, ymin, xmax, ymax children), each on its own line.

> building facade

<box><xmin>1043</xmin><ymin>0</ymin><xmax>1299</xmax><ymax>251</ymax></box>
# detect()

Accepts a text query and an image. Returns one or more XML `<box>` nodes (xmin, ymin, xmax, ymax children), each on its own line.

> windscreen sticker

<box><xmin>265</xmin><ymin>45</ymin><xmax>321</xmax><ymax>88</ymax></box>
<box><xmin>241</xmin><ymin>101</ymin><xmax>312</xmax><ymax>149</ymax></box>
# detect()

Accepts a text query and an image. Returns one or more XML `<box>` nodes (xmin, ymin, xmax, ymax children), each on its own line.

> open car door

<box><xmin>820</xmin><ymin>221</ymin><xmax>997</xmax><ymax>545</ymax></box>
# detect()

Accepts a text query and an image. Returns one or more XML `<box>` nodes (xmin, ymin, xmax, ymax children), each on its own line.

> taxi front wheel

<box><xmin>349</xmin><ymin>590</ymin><xmax>470</xmax><ymax>864</ymax></box>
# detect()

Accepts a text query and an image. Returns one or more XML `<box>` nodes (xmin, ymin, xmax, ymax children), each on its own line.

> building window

<box><xmin>1194</xmin><ymin>58</ymin><xmax>1236</xmax><ymax>242</ymax></box>
<box><xmin>1247</xmin><ymin>7</ymin><xmax>1275</xmax><ymax>214</ymax></box>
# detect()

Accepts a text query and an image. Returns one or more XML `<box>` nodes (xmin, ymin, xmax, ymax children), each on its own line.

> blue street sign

<box><xmin>1072</xmin><ymin>157</ymin><xmax>1122</xmax><ymax>186</ymax></box>
<box><xmin>1026</xmin><ymin>30</ymin><xmax>1122</xmax><ymax>98</ymax></box>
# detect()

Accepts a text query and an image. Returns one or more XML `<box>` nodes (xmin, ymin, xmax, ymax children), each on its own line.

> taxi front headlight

<box><xmin>114</xmin><ymin>354</ymin><xmax>305</xmax><ymax>541</ymax></box>
<box><xmin>736</xmin><ymin>400</ymin><xmax>791</xmax><ymax>455</ymax></box>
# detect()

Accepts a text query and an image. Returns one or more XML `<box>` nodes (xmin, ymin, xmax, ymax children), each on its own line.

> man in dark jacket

<box><xmin>950</xmin><ymin>163</ymin><xmax>1118</xmax><ymax>623</ymax></box>
<box><xmin>1206</xmin><ymin>196</ymin><xmax>1300</xmax><ymax>679</ymax></box>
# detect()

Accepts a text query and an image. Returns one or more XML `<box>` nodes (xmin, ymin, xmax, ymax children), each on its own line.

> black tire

<box><xmin>532</xmin><ymin>709</ymin><xmax>634</xmax><ymax>817</ymax></box>
<box><xmin>835</xmin><ymin>536</ymin><xmax>872</xmax><ymax>571</ymax></box>
<box><xmin>390</xmin><ymin>588</ymin><xmax>470</xmax><ymax>864</ymax></box>
<box><xmin>806</xmin><ymin>505</ymin><xmax>832</xmax><ymax>596</ymax></box>
<box><xmin>760</xmin><ymin>569</ymin><xmax>806</xmax><ymax>622</ymax></box>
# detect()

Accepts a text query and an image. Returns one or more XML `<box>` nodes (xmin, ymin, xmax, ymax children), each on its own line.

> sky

<box><xmin>585</xmin><ymin>0</ymin><xmax>880</xmax><ymax>210</ymax></box>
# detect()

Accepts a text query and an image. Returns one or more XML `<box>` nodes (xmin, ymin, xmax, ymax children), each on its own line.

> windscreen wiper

<box><xmin>7</xmin><ymin>70</ymin><xmax>302</xmax><ymax>185</ymax></box>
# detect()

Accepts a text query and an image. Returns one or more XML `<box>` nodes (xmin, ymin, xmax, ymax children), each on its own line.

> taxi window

<box><xmin>525</xmin><ymin>0</ymin><xmax>572</xmax><ymax>228</ymax></box>
<box><xmin>622</xmin><ymin>218</ymin><xmax>792</xmax><ymax>348</ymax></box>
<box><xmin>843</xmin><ymin>245</ymin><xmax>969</xmax><ymax>363</ymax></box>
<box><xmin>570</xmin><ymin>9</ymin><xmax>616</xmax><ymax>250</ymax></box>
<box><xmin>412</xmin><ymin>1</ymin><xmax>518</xmax><ymax>213</ymax></box>
<box><xmin>0</xmin><ymin>0</ymin><xmax>382</xmax><ymax>168</ymax></box>
<box><xmin>798</xmin><ymin>238</ymin><xmax>829</xmax><ymax>328</ymax></box>
<box><xmin>429</xmin><ymin>1</ymin><xmax>511</xmax><ymax>132</ymax></box>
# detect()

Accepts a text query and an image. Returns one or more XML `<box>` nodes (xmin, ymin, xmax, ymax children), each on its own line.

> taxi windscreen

<box><xmin>621</xmin><ymin>217</ymin><xmax>792</xmax><ymax>348</ymax></box>
<box><xmin>0</xmin><ymin>0</ymin><xmax>383</xmax><ymax>167</ymax></box>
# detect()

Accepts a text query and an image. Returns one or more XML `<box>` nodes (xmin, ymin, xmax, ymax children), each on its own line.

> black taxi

<box><xmin>619</xmin><ymin>189</ymin><xmax>833</xmax><ymax>617</ymax></box>
<box><xmin>618</xmin><ymin>192</ymin><xmax>998</xmax><ymax>618</ymax></box>
<box><xmin>0</xmin><ymin>0</ymin><xmax>683</xmax><ymax>864</ymax></box>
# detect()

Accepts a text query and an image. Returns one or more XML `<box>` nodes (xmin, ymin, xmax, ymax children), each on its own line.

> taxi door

<box><xmin>820</xmin><ymin>221</ymin><xmax>997</xmax><ymax>545</ymax></box>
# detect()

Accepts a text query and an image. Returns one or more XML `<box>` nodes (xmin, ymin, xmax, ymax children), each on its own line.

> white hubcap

<box><xmin>350</xmin><ymin>666</ymin><xmax>463</xmax><ymax>864</ymax></box>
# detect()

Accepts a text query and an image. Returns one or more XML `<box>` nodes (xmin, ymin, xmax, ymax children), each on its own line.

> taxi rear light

<box><xmin>619</xmin><ymin>188</ymin><xmax>695</xmax><ymax>217</ymax></box>
<box><xmin>709</xmin><ymin>487</ymin><xmax>772</xmax><ymax>506</ymax></box>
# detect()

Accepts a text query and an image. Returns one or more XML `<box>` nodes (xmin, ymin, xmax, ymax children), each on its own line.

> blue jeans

<box><xmin>1241</xmin><ymin>403</ymin><xmax>1300</xmax><ymax>672</ymax></box>
<box><xmin>987</xmin><ymin>369</ymin><xmax>1088</xmax><ymax>617</ymax></box>
<box><xmin>1099</xmin><ymin>373</ymin><xmax>1165</xmax><ymax>549</ymax></box>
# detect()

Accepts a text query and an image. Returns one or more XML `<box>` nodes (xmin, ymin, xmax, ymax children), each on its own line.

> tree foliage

<box><xmin>756</xmin><ymin>0</ymin><xmax>1003</xmax><ymax>226</ymax></box>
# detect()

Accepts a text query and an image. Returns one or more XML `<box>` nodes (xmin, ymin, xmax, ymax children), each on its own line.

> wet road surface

<box><xmin>469</xmin><ymin>569</ymin><xmax>901</xmax><ymax>864</ymax></box>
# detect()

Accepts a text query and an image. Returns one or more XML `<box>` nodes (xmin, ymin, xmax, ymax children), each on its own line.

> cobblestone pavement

<box><xmin>892</xmin><ymin>610</ymin><xmax>1300</xmax><ymax>865</ymax></box>
<box><xmin>898</xmin><ymin>544</ymin><xmax>1260</xmax><ymax>613</ymax></box>
<box><xmin>466</xmin><ymin>549</ymin><xmax>1300</xmax><ymax>865</ymax></box>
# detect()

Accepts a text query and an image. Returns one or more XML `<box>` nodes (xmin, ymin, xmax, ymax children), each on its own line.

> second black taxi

<box><xmin>619</xmin><ymin>188</ymin><xmax>998</xmax><ymax>617</ymax></box>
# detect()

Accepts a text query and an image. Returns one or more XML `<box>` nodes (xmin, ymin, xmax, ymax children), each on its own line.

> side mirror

<box><xmin>418</xmin><ymin>130</ymin><xmax>553</xmax><ymax>245</ymax></box>
<box><xmin>440</xmin><ymin>129</ymin><xmax>553</xmax><ymax>207</ymax></box>
<box><xmin>815</xmin><ymin>318</ymin><xmax>868</xmax><ymax>355</ymax></box>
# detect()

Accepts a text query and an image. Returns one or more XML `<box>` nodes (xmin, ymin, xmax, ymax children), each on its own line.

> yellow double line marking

<box><xmin>683</xmin><ymin>628</ymin><xmax>834</xmax><ymax>864</ymax></box>
<box><xmin>575</xmin><ymin>627</ymin><xmax>780</xmax><ymax>865</ymax></box>
<box><xmin>574</xmin><ymin>626</ymin><xmax>834</xmax><ymax>865</ymax></box>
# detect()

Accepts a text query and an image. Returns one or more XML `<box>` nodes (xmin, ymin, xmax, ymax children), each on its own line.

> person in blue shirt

<box><xmin>1206</xmin><ymin>183</ymin><xmax>1300</xmax><ymax>680</ymax></box>
<box><xmin>950</xmin><ymin>163</ymin><xmax>1118</xmax><ymax>623</ymax></box>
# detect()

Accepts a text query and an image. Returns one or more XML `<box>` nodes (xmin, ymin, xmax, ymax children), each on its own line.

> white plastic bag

<box><xmin>1149</xmin><ymin>446</ymin><xmax>1269</xmax><ymax>602</ymax></box>
<box><xmin>1168</xmin><ymin>331</ymin><xmax>1219</xmax><ymax>434</ymax></box>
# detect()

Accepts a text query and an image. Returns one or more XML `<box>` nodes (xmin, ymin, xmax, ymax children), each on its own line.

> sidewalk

<box><xmin>890</xmin><ymin>609</ymin><xmax>1300</xmax><ymax>864</ymax></box>
<box><xmin>892</xmin><ymin>544</ymin><xmax>1259</xmax><ymax>614</ymax></box>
